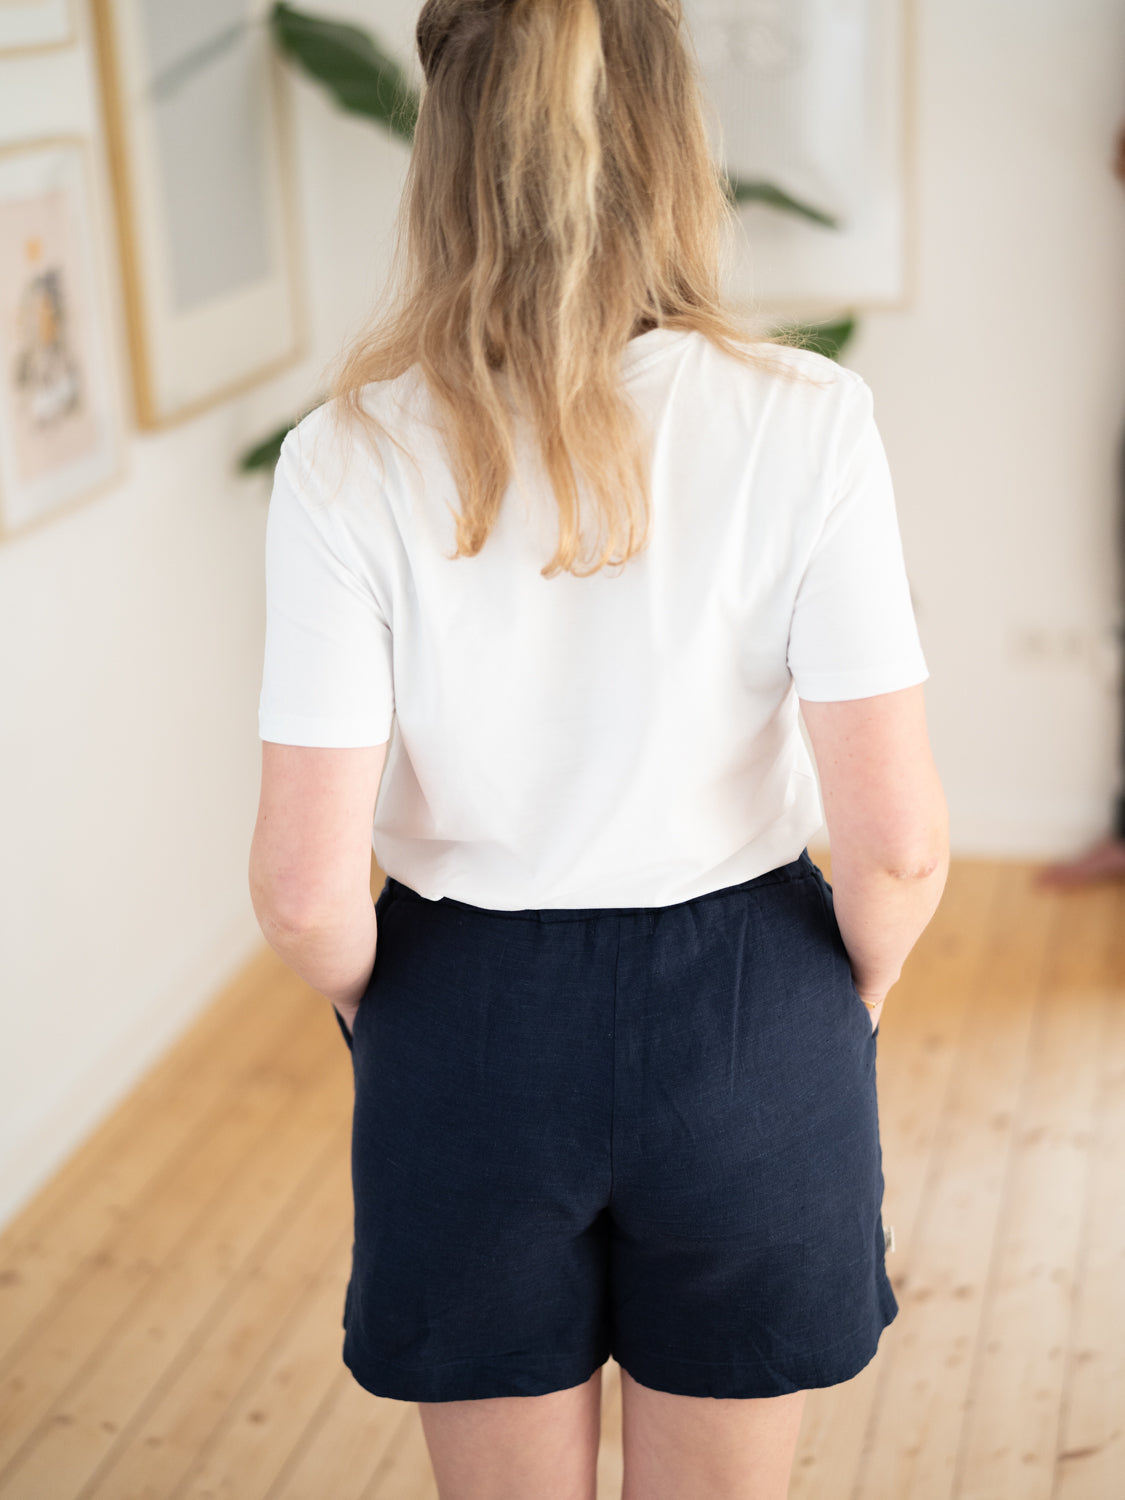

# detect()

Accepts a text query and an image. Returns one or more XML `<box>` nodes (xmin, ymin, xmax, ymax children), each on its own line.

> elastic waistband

<box><xmin>379</xmin><ymin>848</ymin><xmax>818</xmax><ymax>923</ymax></box>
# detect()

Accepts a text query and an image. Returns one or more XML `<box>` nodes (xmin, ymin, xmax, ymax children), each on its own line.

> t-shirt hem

<box><xmin>791</xmin><ymin>662</ymin><xmax>930</xmax><ymax>702</ymax></box>
<box><xmin>258</xmin><ymin>712</ymin><xmax>393</xmax><ymax>747</ymax></box>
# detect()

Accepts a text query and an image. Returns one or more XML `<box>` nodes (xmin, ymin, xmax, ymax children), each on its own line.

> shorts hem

<box><xmin>342</xmin><ymin>1344</ymin><xmax>612</xmax><ymax>1403</ymax></box>
<box><xmin>614</xmin><ymin>1318</ymin><xmax>896</xmax><ymax>1399</ymax></box>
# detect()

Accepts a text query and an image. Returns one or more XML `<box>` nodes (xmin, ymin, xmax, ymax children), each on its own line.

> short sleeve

<box><xmin>258</xmin><ymin>438</ymin><xmax>394</xmax><ymax>746</ymax></box>
<box><xmin>787</xmin><ymin>375</ymin><xmax>930</xmax><ymax>701</ymax></box>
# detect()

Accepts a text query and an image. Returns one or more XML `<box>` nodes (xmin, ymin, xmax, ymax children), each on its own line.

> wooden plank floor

<box><xmin>0</xmin><ymin>856</ymin><xmax>1122</xmax><ymax>1499</ymax></box>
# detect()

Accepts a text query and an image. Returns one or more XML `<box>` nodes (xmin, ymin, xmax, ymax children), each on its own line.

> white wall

<box><xmin>1</xmin><ymin>0</ymin><xmax>1124</xmax><ymax>1227</ymax></box>
<box><xmin>0</xmin><ymin>1</ymin><xmax>410</xmax><ymax>1229</ymax></box>
<box><xmin>847</xmin><ymin>0</ymin><xmax>1125</xmax><ymax>854</ymax></box>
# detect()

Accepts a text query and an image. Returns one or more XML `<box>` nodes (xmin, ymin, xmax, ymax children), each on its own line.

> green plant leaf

<box><xmin>770</xmin><ymin>314</ymin><xmax>858</xmax><ymax>363</ymax></box>
<box><xmin>238</xmin><ymin>418</ymin><xmax>299</xmax><ymax>475</ymax></box>
<box><xmin>723</xmin><ymin>173</ymin><xmax>840</xmax><ymax>230</ymax></box>
<box><xmin>270</xmin><ymin>2</ymin><xmax>419</xmax><ymax>140</ymax></box>
<box><xmin>239</xmin><ymin>395</ymin><xmax>329</xmax><ymax>475</ymax></box>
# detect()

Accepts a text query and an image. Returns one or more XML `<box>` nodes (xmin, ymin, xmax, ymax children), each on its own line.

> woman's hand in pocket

<box><xmin>855</xmin><ymin>986</ymin><xmax>889</xmax><ymax>1033</ymax></box>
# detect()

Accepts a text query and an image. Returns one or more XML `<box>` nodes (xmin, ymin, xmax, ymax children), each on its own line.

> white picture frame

<box><xmin>91</xmin><ymin>0</ymin><xmax>308</xmax><ymax>428</ymax></box>
<box><xmin>0</xmin><ymin>136</ymin><xmax>126</xmax><ymax>542</ymax></box>
<box><xmin>685</xmin><ymin>0</ymin><xmax>914</xmax><ymax>316</ymax></box>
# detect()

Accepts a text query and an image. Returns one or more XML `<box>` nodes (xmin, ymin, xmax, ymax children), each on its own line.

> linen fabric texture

<box><xmin>334</xmin><ymin>852</ymin><xmax>898</xmax><ymax>1402</ymax></box>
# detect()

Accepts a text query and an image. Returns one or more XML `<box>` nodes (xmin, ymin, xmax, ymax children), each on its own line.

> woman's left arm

<box><xmin>248</xmin><ymin>741</ymin><xmax>389</xmax><ymax>1033</ymax></box>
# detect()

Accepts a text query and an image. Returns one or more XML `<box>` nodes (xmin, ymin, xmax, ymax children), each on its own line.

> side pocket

<box><xmin>374</xmin><ymin>875</ymin><xmax>395</xmax><ymax>913</ymax></box>
<box><xmin>333</xmin><ymin>1005</ymin><xmax>355</xmax><ymax>1053</ymax></box>
<box><xmin>350</xmin><ymin>877</ymin><xmax>398</xmax><ymax>1049</ymax></box>
<box><xmin>811</xmin><ymin>863</ymin><xmax>842</xmax><ymax>947</ymax></box>
<box><xmin>811</xmin><ymin>866</ymin><xmax>873</xmax><ymax>1025</ymax></box>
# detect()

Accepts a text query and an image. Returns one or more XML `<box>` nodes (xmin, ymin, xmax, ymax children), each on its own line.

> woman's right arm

<box><xmin>799</xmin><ymin>683</ymin><xmax>950</xmax><ymax>1017</ymax></box>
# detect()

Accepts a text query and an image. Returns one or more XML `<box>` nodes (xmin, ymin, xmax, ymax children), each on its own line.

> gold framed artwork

<box><xmin>0</xmin><ymin>136</ymin><xmax>126</xmax><ymax>543</ymax></box>
<box><xmin>686</xmin><ymin>0</ymin><xmax>915</xmax><ymax>316</ymax></box>
<box><xmin>91</xmin><ymin>0</ymin><xmax>308</xmax><ymax>428</ymax></box>
<box><xmin>0</xmin><ymin>0</ymin><xmax>75</xmax><ymax>54</ymax></box>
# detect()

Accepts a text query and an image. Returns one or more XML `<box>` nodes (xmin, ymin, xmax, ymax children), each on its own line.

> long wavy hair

<box><xmin>324</xmin><ymin>0</ymin><xmax>815</xmax><ymax>578</ymax></box>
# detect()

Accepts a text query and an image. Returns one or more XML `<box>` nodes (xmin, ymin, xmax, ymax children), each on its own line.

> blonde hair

<box><xmin>324</xmin><ymin>0</ymin><xmax>817</xmax><ymax>578</ymax></box>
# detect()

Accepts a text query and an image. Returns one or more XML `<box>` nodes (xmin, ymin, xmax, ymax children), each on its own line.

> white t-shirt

<box><xmin>258</xmin><ymin>328</ymin><xmax>929</xmax><ymax>909</ymax></box>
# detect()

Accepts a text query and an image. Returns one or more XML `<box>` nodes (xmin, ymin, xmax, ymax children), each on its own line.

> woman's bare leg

<box><xmin>620</xmin><ymin>1367</ymin><xmax>806</xmax><ymax>1500</ymax></box>
<box><xmin>417</xmin><ymin>1366</ymin><xmax>603</xmax><ymax>1500</ymax></box>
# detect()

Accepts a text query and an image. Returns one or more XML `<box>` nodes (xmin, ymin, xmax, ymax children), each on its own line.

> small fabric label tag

<box><xmin>883</xmin><ymin>1222</ymin><xmax>896</xmax><ymax>1254</ymax></box>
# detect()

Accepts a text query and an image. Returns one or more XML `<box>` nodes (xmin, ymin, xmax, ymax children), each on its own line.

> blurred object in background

<box><xmin>1036</xmin><ymin>118</ymin><xmax>1125</xmax><ymax>887</ymax></box>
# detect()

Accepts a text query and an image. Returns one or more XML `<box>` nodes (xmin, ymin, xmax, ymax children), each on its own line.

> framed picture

<box><xmin>0</xmin><ymin>136</ymin><xmax>126</xmax><ymax>542</ymax></box>
<box><xmin>91</xmin><ymin>0</ymin><xmax>308</xmax><ymax>428</ymax></box>
<box><xmin>686</xmin><ymin>0</ymin><xmax>914</xmax><ymax>315</ymax></box>
<box><xmin>0</xmin><ymin>0</ymin><xmax>75</xmax><ymax>54</ymax></box>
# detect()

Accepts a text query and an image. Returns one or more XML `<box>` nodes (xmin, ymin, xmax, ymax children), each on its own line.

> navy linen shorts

<box><xmin>335</xmin><ymin>848</ymin><xmax>897</xmax><ymax>1403</ymax></box>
